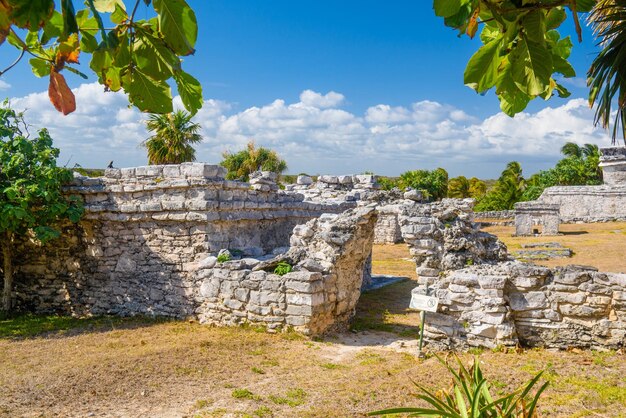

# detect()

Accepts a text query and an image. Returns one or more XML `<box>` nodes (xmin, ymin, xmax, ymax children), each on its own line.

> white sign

<box><xmin>409</xmin><ymin>289</ymin><xmax>439</xmax><ymax>313</ymax></box>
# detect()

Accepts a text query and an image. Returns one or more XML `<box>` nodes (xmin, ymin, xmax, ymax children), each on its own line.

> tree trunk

<box><xmin>1</xmin><ymin>232</ymin><xmax>13</xmax><ymax>312</ymax></box>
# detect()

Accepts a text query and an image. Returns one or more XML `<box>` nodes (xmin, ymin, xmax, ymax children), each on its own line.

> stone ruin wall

<box><xmin>6</xmin><ymin>163</ymin><xmax>626</xmax><ymax>348</ymax></box>
<box><xmin>11</xmin><ymin>163</ymin><xmax>360</xmax><ymax>334</ymax></box>
<box><xmin>534</xmin><ymin>147</ymin><xmax>626</xmax><ymax>223</ymax></box>
<box><xmin>426</xmin><ymin>263</ymin><xmax>626</xmax><ymax>350</ymax></box>
<box><xmin>536</xmin><ymin>185</ymin><xmax>626</xmax><ymax>222</ymax></box>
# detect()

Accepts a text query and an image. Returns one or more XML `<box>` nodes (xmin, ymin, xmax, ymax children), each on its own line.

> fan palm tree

<box><xmin>588</xmin><ymin>0</ymin><xmax>626</xmax><ymax>145</ymax></box>
<box><xmin>142</xmin><ymin>110</ymin><xmax>202</xmax><ymax>165</ymax></box>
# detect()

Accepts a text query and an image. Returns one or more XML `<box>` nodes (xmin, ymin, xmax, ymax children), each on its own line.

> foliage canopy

<box><xmin>433</xmin><ymin>0</ymin><xmax>625</xmax><ymax>144</ymax></box>
<box><xmin>220</xmin><ymin>141</ymin><xmax>288</xmax><ymax>182</ymax></box>
<box><xmin>0</xmin><ymin>0</ymin><xmax>202</xmax><ymax>115</ymax></box>
<box><xmin>0</xmin><ymin>102</ymin><xmax>83</xmax><ymax>310</ymax></box>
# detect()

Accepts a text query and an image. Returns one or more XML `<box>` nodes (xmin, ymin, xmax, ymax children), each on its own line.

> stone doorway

<box><xmin>351</xmin><ymin>243</ymin><xmax>423</xmax><ymax>337</ymax></box>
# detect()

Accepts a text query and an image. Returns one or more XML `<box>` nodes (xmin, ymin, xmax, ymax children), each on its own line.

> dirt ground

<box><xmin>0</xmin><ymin>317</ymin><xmax>624</xmax><ymax>418</ymax></box>
<box><xmin>481</xmin><ymin>221</ymin><xmax>626</xmax><ymax>273</ymax></box>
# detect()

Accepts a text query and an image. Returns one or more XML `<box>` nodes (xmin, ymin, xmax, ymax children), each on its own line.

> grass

<box><xmin>482</xmin><ymin>221</ymin><xmax>626</xmax><ymax>272</ymax></box>
<box><xmin>0</xmin><ymin>312</ymin><xmax>166</xmax><ymax>338</ymax></box>
<box><xmin>0</xmin><ymin>313</ymin><xmax>623</xmax><ymax>417</ymax></box>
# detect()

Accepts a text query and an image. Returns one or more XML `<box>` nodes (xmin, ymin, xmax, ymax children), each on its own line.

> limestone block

<box><xmin>478</xmin><ymin>276</ymin><xmax>507</xmax><ymax>290</ymax></box>
<box><xmin>200</xmin><ymin>280</ymin><xmax>220</xmax><ymax>298</ymax></box>
<box><xmin>509</xmin><ymin>291</ymin><xmax>548</xmax><ymax>311</ymax></box>
<box><xmin>115</xmin><ymin>253</ymin><xmax>136</xmax><ymax>273</ymax></box>
<box><xmin>120</xmin><ymin>168</ymin><xmax>136</xmax><ymax>178</ymax></box>
<box><xmin>297</xmin><ymin>175</ymin><xmax>313</xmax><ymax>185</ymax></box>
<box><xmin>105</xmin><ymin>168</ymin><xmax>121</xmax><ymax>179</ymax></box>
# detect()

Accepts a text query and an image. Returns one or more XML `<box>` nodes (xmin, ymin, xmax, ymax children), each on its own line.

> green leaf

<box><xmin>497</xmin><ymin>63</ymin><xmax>531</xmax><ymax>116</ymax></box>
<box><xmin>480</xmin><ymin>25</ymin><xmax>500</xmax><ymax>44</ymax></box>
<box><xmin>92</xmin><ymin>0</ymin><xmax>125</xmax><ymax>14</ymax></box>
<box><xmin>555</xmin><ymin>82</ymin><xmax>571</xmax><ymax>98</ymax></box>
<box><xmin>41</xmin><ymin>11</ymin><xmax>63</xmax><ymax>45</ymax></box>
<box><xmin>510</xmin><ymin>35</ymin><xmax>553</xmax><ymax>96</ymax></box>
<box><xmin>433</xmin><ymin>0</ymin><xmax>462</xmax><ymax>18</ymax></box>
<box><xmin>110</xmin><ymin>4</ymin><xmax>128</xmax><ymax>24</ymax></box>
<box><xmin>153</xmin><ymin>0</ymin><xmax>198</xmax><ymax>56</ymax></box>
<box><xmin>29</xmin><ymin>58</ymin><xmax>51</xmax><ymax>77</ymax></box>
<box><xmin>104</xmin><ymin>66</ymin><xmax>122</xmax><ymax>91</ymax></box>
<box><xmin>61</xmin><ymin>0</ymin><xmax>79</xmax><ymax>39</ymax></box>
<box><xmin>553</xmin><ymin>55</ymin><xmax>576</xmax><ymax>78</ymax></box>
<box><xmin>6</xmin><ymin>0</ymin><xmax>55</xmax><ymax>31</ymax></box>
<box><xmin>575</xmin><ymin>0</ymin><xmax>595</xmax><ymax>13</ymax></box>
<box><xmin>545</xmin><ymin>7</ymin><xmax>566</xmax><ymax>30</ymax></box>
<box><xmin>522</xmin><ymin>10</ymin><xmax>546</xmax><ymax>44</ymax></box>
<box><xmin>443</xmin><ymin>2</ymin><xmax>473</xmax><ymax>29</ymax></box>
<box><xmin>553</xmin><ymin>36</ymin><xmax>573</xmax><ymax>59</ymax></box>
<box><xmin>125</xmin><ymin>70</ymin><xmax>173</xmax><ymax>113</ymax></box>
<box><xmin>134</xmin><ymin>28</ymin><xmax>180</xmax><ymax>80</ymax></box>
<box><xmin>80</xmin><ymin>30</ymin><xmax>98</xmax><ymax>53</ymax></box>
<box><xmin>174</xmin><ymin>70</ymin><xmax>203</xmax><ymax>115</ymax></box>
<box><xmin>76</xmin><ymin>9</ymin><xmax>99</xmax><ymax>35</ymax></box>
<box><xmin>90</xmin><ymin>48</ymin><xmax>113</xmax><ymax>76</ymax></box>
<box><xmin>464</xmin><ymin>35</ymin><xmax>503</xmax><ymax>93</ymax></box>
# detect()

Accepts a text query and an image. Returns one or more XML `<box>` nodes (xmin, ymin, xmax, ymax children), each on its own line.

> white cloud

<box><xmin>0</xmin><ymin>80</ymin><xmax>10</xmax><ymax>90</ymax></box>
<box><xmin>299</xmin><ymin>90</ymin><xmax>345</xmax><ymax>108</ymax></box>
<box><xmin>8</xmin><ymin>83</ymin><xmax>612</xmax><ymax>177</ymax></box>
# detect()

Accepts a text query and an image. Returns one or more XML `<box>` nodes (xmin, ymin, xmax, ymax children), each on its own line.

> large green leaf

<box><xmin>174</xmin><ymin>70</ymin><xmax>203</xmax><ymax>115</ymax></box>
<box><xmin>497</xmin><ymin>63</ymin><xmax>531</xmax><ymax>116</ymax></box>
<box><xmin>510</xmin><ymin>35</ymin><xmax>553</xmax><ymax>96</ymax></box>
<box><xmin>575</xmin><ymin>0</ymin><xmax>595</xmax><ymax>13</ymax></box>
<box><xmin>7</xmin><ymin>0</ymin><xmax>55</xmax><ymax>31</ymax></box>
<box><xmin>545</xmin><ymin>7</ymin><xmax>566</xmax><ymax>30</ymax></box>
<box><xmin>92</xmin><ymin>0</ymin><xmax>125</xmax><ymax>14</ymax></box>
<box><xmin>41</xmin><ymin>11</ymin><xmax>62</xmax><ymax>45</ymax></box>
<box><xmin>552</xmin><ymin>55</ymin><xmax>575</xmax><ymax>77</ymax></box>
<box><xmin>29</xmin><ymin>58</ymin><xmax>51</xmax><ymax>77</ymax></box>
<box><xmin>125</xmin><ymin>70</ymin><xmax>173</xmax><ymax>113</ymax></box>
<box><xmin>522</xmin><ymin>10</ymin><xmax>546</xmax><ymax>44</ymax></box>
<box><xmin>153</xmin><ymin>0</ymin><xmax>197</xmax><ymax>55</ymax></box>
<box><xmin>433</xmin><ymin>0</ymin><xmax>462</xmax><ymax>18</ymax></box>
<box><xmin>464</xmin><ymin>35</ymin><xmax>503</xmax><ymax>93</ymax></box>
<box><xmin>134</xmin><ymin>28</ymin><xmax>180</xmax><ymax>80</ymax></box>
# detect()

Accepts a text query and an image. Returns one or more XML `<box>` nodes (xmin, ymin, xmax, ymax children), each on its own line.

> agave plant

<box><xmin>369</xmin><ymin>355</ymin><xmax>548</xmax><ymax>418</ymax></box>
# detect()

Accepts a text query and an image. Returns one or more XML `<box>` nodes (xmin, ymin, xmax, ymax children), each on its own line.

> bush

<box><xmin>369</xmin><ymin>355</ymin><xmax>547</xmax><ymax>417</ymax></box>
<box><xmin>217</xmin><ymin>253</ymin><xmax>231</xmax><ymax>263</ymax></box>
<box><xmin>273</xmin><ymin>261</ymin><xmax>293</xmax><ymax>276</ymax></box>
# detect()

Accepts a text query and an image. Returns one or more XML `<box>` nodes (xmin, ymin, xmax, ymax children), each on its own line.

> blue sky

<box><xmin>0</xmin><ymin>1</ymin><xmax>612</xmax><ymax>178</ymax></box>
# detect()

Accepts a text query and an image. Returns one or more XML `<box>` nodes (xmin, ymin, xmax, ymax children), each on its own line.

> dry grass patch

<box><xmin>483</xmin><ymin>221</ymin><xmax>626</xmax><ymax>272</ymax></box>
<box><xmin>0</xmin><ymin>314</ymin><xmax>624</xmax><ymax>416</ymax></box>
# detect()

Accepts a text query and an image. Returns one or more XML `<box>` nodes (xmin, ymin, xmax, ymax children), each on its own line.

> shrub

<box><xmin>274</xmin><ymin>261</ymin><xmax>293</xmax><ymax>276</ymax></box>
<box><xmin>369</xmin><ymin>355</ymin><xmax>547</xmax><ymax>417</ymax></box>
<box><xmin>217</xmin><ymin>253</ymin><xmax>231</xmax><ymax>263</ymax></box>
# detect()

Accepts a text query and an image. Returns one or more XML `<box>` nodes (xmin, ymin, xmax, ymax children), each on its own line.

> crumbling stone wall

<box><xmin>10</xmin><ymin>163</ymin><xmax>352</xmax><ymax>318</ymax></box>
<box><xmin>534</xmin><ymin>147</ymin><xmax>626</xmax><ymax>222</ymax></box>
<box><xmin>424</xmin><ymin>262</ymin><xmax>625</xmax><ymax>350</ymax></box>
<box><xmin>193</xmin><ymin>206</ymin><xmax>377</xmax><ymax>334</ymax></box>
<box><xmin>398</xmin><ymin>198</ymin><xmax>508</xmax><ymax>289</ymax></box>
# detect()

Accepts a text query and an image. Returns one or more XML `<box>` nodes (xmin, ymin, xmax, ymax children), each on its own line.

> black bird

<box><xmin>107</xmin><ymin>161</ymin><xmax>114</xmax><ymax>169</ymax></box>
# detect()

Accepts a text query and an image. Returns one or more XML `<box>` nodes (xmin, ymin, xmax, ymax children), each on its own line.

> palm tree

<box><xmin>448</xmin><ymin>176</ymin><xmax>471</xmax><ymax>198</ymax></box>
<box><xmin>560</xmin><ymin>142</ymin><xmax>583</xmax><ymax>158</ymax></box>
<box><xmin>469</xmin><ymin>177</ymin><xmax>487</xmax><ymax>198</ymax></box>
<box><xmin>588</xmin><ymin>0</ymin><xmax>626</xmax><ymax>145</ymax></box>
<box><xmin>142</xmin><ymin>110</ymin><xmax>202</xmax><ymax>165</ymax></box>
<box><xmin>220</xmin><ymin>141</ymin><xmax>288</xmax><ymax>181</ymax></box>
